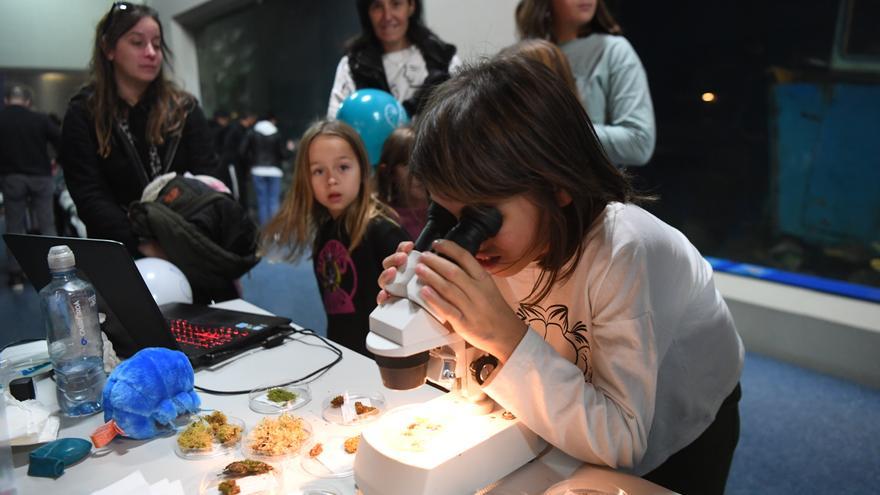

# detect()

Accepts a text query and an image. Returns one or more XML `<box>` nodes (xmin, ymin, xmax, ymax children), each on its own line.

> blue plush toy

<box><xmin>102</xmin><ymin>347</ymin><xmax>201</xmax><ymax>439</ymax></box>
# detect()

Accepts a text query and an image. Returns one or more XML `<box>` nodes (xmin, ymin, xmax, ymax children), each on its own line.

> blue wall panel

<box><xmin>772</xmin><ymin>83</ymin><xmax>880</xmax><ymax>246</ymax></box>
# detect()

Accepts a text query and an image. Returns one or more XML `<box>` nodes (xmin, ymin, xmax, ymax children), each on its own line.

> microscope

<box><xmin>354</xmin><ymin>204</ymin><xmax>547</xmax><ymax>495</ymax></box>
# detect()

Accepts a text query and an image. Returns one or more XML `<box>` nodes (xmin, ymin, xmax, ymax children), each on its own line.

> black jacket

<box><xmin>348</xmin><ymin>34</ymin><xmax>457</xmax><ymax>117</ymax></box>
<box><xmin>60</xmin><ymin>86</ymin><xmax>218</xmax><ymax>254</ymax></box>
<box><xmin>239</xmin><ymin>120</ymin><xmax>288</xmax><ymax>168</ymax></box>
<box><xmin>313</xmin><ymin>216</ymin><xmax>410</xmax><ymax>357</ymax></box>
<box><xmin>0</xmin><ymin>104</ymin><xmax>60</xmax><ymax>176</ymax></box>
<box><xmin>129</xmin><ymin>176</ymin><xmax>259</xmax><ymax>304</ymax></box>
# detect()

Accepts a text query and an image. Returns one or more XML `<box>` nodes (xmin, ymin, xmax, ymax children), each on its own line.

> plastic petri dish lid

<box><xmin>199</xmin><ymin>459</ymin><xmax>282</xmax><ymax>495</ymax></box>
<box><xmin>241</xmin><ymin>414</ymin><xmax>313</xmax><ymax>462</ymax></box>
<box><xmin>298</xmin><ymin>483</ymin><xmax>342</xmax><ymax>495</ymax></box>
<box><xmin>249</xmin><ymin>383</ymin><xmax>311</xmax><ymax>414</ymax></box>
<box><xmin>321</xmin><ymin>391</ymin><xmax>385</xmax><ymax>426</ymax></box>
<box><xmin>542</xmin><ymin>479</ymin><xmax>629</xmax><ymax>495</ymax></box>
<box><xmin>300</xmin><ymin>435</ymin><xmax>360</xmax><ymax>478</ymax></box>
<box><xmin>174</xmin><ymin>413</ymin><xmax>245</xmax><ymax>460</ymax></box>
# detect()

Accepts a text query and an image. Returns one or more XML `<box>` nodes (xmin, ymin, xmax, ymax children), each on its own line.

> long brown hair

<box><xmin>412</xmin><ymin>57</ymin><xmax>644</xmax><ymax>302</ymax></box>
<box><xmin>497</xmin><ymin>39</ymin><xmax>579</xmax><ymax>99</ymax></box>
<box><xmin>516</xmin><ymin>0</ymin><xmax>622</xmax><ymax>41</ymax></box>
<box><xmin>89</xmin><ymin>3</ymin><xmax>188</xmax><ymax>158</ymax></box>
<box><xmin>376</xmin><ymin>126</ymin><xmax>418</xmax><ymax>207</ymax></box>
<box><xmin>261</xmin><ymin>120</ymin><xmax>397</xmax><ymax>262</ymax></box>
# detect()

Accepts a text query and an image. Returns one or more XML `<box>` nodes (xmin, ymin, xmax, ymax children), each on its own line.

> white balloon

<box><xmin>135</xmin><ymin>257</ymin><xmax>193</xmax><ymax>305</ymax></box>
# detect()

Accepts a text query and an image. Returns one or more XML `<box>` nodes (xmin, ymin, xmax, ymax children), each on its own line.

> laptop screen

<box><xmin>4</xmin><ymin>233</ymin><xmax>184</xmax><ymax>357</ymax></box>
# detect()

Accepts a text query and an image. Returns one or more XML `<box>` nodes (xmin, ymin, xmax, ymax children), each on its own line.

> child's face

<box><xmin>308</xmin><ymin>135</ymin><xmax>362</xmax><ymax>219</ymax></box>
<box><xmin>431</xmin><ymin>192</ymin><xmax>546</xmax><ymax>278</ymax></box>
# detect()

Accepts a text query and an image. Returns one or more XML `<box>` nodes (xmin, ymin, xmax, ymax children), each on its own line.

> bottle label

<box><xmin>71</xmin><ymin>294</ymin><xmax>97</xmax><ymax>346</ymax></box>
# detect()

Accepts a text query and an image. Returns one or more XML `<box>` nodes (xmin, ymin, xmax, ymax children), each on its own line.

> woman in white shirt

<box><xmin>327</xmin><ymin>0</ymin><xmax>462</xmax><ymax>120</ymax></box>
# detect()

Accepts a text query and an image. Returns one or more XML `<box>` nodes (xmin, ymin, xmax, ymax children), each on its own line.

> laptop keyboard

<box><xmin>168</xmin><ymin>319</ymin><xmax>247</xmax><ymax>349</ymax></box>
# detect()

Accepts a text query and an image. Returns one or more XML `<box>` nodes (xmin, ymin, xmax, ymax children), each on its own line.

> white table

<box><xmin>9</xmin><ymin>300</ymin><xmax>674</xmax><ymax>495</ymax></box>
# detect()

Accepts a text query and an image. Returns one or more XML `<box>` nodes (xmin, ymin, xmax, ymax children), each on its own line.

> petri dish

<box><xmin>199</xmin><ymin>459</ymin><xmax>282</xmax><ymax>495</ymax></box>
<box><xmin>321</xmin><ymin>391</ymin><xmax>385</xmax><ymax>426</ymax></box>
<box><xmin>542</xmin><ymin>479</ymin><xmax>628</xmax><ymax>495</ymax></box>
<box><xmin>174</xmin><ymin>412</ymin><xmax>245</xmax><ymax>460</ymax></box>
<box><xmin>300</xmin><ymin>435</ymin><xmax>360</xmax><ymax>478</ymax></box>
<box><xmin>299</xmin><ymin>483</ymin><xmax>342</xmax><ymax>495</ymax></box>
<box><xmin>249</xmin><ymin>383</ymin><xmax>311</xmax><ymax>414</ymax></box>
<box><xmin>241</xmin><ymin>414</ymin><xmax>313</xmax><ymax>462</ymax></box>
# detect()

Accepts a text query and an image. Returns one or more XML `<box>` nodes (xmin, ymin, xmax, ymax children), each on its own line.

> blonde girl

<box><xmin>263</xmin><ymin>120</ymin><xmax>408</xmax><ymax>356</ymax></box>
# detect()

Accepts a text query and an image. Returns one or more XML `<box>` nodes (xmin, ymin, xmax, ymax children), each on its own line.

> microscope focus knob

<box><xmin>469</xmin><ymin>355</ymin><xmax>499</xmax><ymax>385</ymax></box>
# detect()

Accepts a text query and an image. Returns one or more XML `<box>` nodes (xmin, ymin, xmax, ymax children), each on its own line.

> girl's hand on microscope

<box><xmin>415</xmin><ymin>240</ymin><xmax>527</xmax><ymax>363</ymax></box>
<box><xmin>376</xmin><ymin>241</ymin><xmax>414</xmax><ymax>304</ymax></box>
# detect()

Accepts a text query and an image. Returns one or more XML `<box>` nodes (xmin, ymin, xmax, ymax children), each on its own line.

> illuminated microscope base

<box><xmin>354</xmin><ymin>393</ymin><xmax>547</xmax><ymax>495</ymax></box>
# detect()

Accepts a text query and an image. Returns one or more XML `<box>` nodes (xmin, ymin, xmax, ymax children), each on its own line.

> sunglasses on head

<box><xmin>101</xmin><ymin>2</ymin><xmax>136</xmax><ymax>36</ymax></box>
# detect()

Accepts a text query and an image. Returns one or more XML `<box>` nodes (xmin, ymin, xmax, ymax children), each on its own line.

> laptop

<box><xmin>4</xmin><ymin>233</ymin><xmax>293</xmax><ymax>367</ymax></box>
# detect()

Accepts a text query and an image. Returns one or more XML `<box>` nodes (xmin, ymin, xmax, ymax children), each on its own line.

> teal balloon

<box><xmin>336</xmin><ymin>89</ymin><xmax>409</xmax><ymax>166</ymax></box>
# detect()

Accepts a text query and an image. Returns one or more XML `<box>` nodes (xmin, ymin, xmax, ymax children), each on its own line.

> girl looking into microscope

<box><xmin>377</xmin><ymin>57</ymin><xmax>743</xmax><ymax>495</ymax></box>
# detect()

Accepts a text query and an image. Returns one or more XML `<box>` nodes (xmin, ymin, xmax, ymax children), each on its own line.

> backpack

<box><xmin>129</xmin><ymin>175</ymin><xmax>260</xmax><ymax>303</ymax></box>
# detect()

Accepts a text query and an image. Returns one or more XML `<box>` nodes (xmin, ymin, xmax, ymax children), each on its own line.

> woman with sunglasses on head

<box><xmin>516</xmin><ymin>0</ymin><xmax>655</xmax><ymax>167</ymax></box>
<box><xmin>327</xmin><ymin>0</ymin><xmax>462</xmax><ymax>120</ymax></box>
<box><xmin>61</xmin><ymin>2</ymin><xmax>219</xmax><ymax>256</ymax></box>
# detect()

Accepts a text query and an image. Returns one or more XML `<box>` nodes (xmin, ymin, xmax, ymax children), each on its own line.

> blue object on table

<box><xmin>27</xmin><ymin>438</ymin><xmax>92</xmax><ymax>478</ymax></box>
<box><xmin>102</xmin><ymin>347</ymin><xmax>200</xmax><ymax>439</ymax></box>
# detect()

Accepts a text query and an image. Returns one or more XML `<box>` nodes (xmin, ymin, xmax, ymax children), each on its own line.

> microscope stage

<box><xmin>354</xmin><ymin>394</ymin><xmax>546</xmax><ymax>495</ymax></box>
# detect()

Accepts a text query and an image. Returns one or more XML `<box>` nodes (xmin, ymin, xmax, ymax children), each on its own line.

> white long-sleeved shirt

<box><xmin>484</xmin><ymin>202</ymin><xmax>743</xmax><ymax>475</ymax></box>
<box><xmin>327</xmin><ymin>45</ymin><xmax>463</xmax><ymax>119</ymax></box>
<box><xmin>562</xmin><ymin>35</ymin><xmax>656</xmax><ymax>167</ymax></box>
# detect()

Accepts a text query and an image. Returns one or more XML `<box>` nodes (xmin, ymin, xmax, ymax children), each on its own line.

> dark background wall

<box><xmin>194</xmin><ymin>0</ymin><xmax>358</xmax><ymax>142</ymax></box>
<box><xmin>613</xmin><ymin>0</ymin><xmax>879</xmax><ymax>291</ymax></box>
<box><xmin>191</xmin><ymin>0</ymin><xmax>879</xmax><ymax>293</ymax></box>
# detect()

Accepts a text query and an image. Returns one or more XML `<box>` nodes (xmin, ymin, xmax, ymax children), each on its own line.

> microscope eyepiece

<box><xmin>442</xmin><ymin>206</ymin><xmax>503</xmax><ymax>255</ymax></box>
<box><xmin>414</xmin><ymin>202</ymin><xmax>458</xmax><ymax>252</ymax></box>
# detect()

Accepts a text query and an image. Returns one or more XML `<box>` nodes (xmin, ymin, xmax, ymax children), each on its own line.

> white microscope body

<box><xmin>354</xmin><ymin>206</ymin><xmax>546</xmax><ymax>495</ymax></box>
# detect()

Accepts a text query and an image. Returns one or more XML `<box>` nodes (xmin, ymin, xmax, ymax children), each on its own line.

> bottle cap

<box><xmin>47</xmin><ymin>245</ymin><xmax>75</xmax><ymax>272</ymax></box>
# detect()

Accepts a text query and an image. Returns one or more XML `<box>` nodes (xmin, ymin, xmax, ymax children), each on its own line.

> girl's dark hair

<box><xmin>412</xmin><ymin>57</ymin><xmax>642</xmax><ymax>302</ymax></box>
<box><xmin>89</xmin><ymin>3</ymin><xmax>189</xmax><ymax>158</ymax></box>
<box><xmin>516</xmin><ymin>0</ymin><xmax>622</xmax><ymax>41</ymax></box>
<box><xmin>376</xmin><ymin>126</ymin><xmax>416</xmax><ymax>206</ymax></box>
<box><xmin>348</xmin><ymin>0</ymin><xmax>432</xmax><ymax>53</ymax></box>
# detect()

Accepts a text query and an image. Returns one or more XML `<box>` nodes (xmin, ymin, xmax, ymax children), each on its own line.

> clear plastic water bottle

<box><xmin>39</xmin><ymin>245</ymin><xmax>106</xmax><ymax>417</ymax></box>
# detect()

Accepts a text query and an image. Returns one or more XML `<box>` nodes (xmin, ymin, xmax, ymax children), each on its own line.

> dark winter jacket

<box><xmin>0</xmin><ymin>104</ymin><xmax>61</xmax><ymax>176</ymax></box>
<box><xmin>348</xmin><ymin>33</ymin><xmax>457</xmax><ymax>117</ymax></box>
<box><xmin>129</xmin><ymin>176</ymin><xmax>259</xmax><ymax>304</ymax></box>
<box><xmin>60</xmin><ymin>86</ymin><xmax>219</xmax><ymax>254</ymax></box>
<box><xmin>239</xmin><ymin>120</ymin><xmax>288</xmax><ymax>169</ymax></box>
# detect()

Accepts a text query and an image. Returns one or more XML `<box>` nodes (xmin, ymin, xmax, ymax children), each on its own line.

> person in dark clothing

<box><xmin>61</xmin><ymin>2</ymin><xmax>218</xmax><ymax>256</ymax></box>
<box><xmin>208</xmin><ymin>108</ymin><xmax>230</xmax><ymax>159</ymax></box>
<box><xmin>327</xmin><ymin>0</ymin><xmax>461</xmax><ymax>120</ymax></box>
<box><xmin>220</xmin><ymin>111</ymin><xmax>257</xmax><ymax>208</ymax></box>
<box><xmin>0</xmin><ymin>84</ymin><xmax>61</xmax><ymax>291</ymax></box>
<box><xmin>239</xmin><ymin>115</ymin><xmax>293</xmax><ymax>225</ymax></box>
